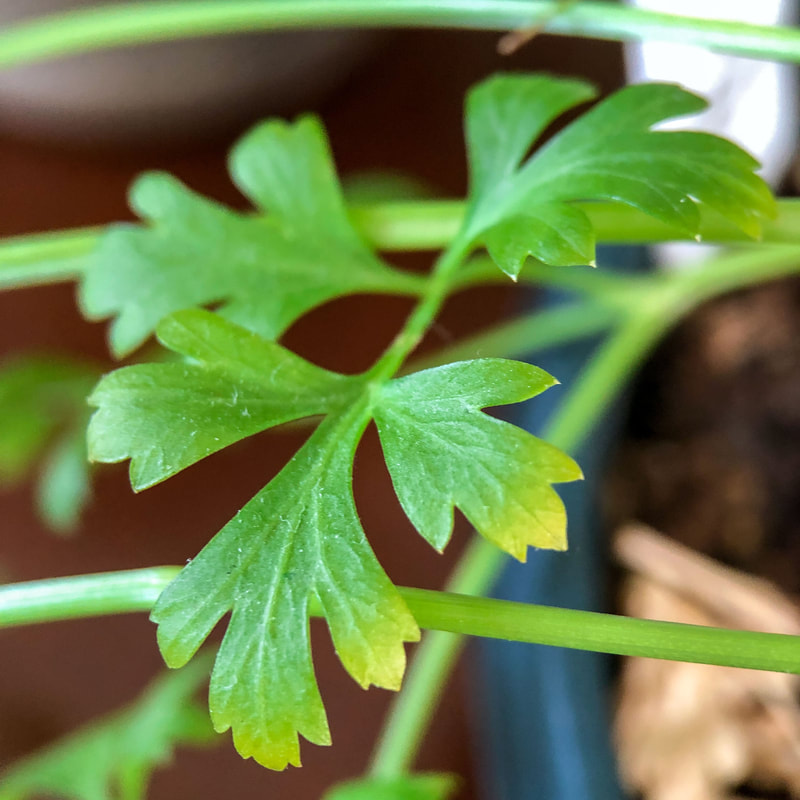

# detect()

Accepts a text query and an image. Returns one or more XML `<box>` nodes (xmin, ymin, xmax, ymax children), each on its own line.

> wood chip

<box><xmin>614</xmin><ymin>524</ymin><xmax>800</xmax><ymax>799</ymax></box>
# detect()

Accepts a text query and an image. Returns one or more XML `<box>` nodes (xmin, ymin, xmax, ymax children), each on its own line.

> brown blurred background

<box><xmin>0</xmin><ymin>21</ymin><xmax>623</xmax><ymax>799</ymax></box>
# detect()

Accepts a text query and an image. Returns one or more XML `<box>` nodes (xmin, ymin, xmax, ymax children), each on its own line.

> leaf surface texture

<box><xmin>150</xmin><ymin>408</ymin><xmax>418</xmax><ymax>769</ymax></box>
<box><xmin>464</xmin><ymin>75</ymin><xmax>775</xmax><ymax>277</ymax></box>
<box><xmin>374</xmin><ymin>360</ymin><xmax>582</xmax><ymax>558</ymax></box>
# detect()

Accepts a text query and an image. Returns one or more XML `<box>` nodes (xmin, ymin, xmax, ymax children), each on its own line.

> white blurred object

<box><xmin>625</xmin><ymin>0</ymin><xmax>798</xmax><ymax>265</ymax></box>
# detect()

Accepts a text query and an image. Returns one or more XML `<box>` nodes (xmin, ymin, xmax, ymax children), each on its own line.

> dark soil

<box><xmin>608</xmin><ymin>272</ymin><xmax>800</xmax><ymax>595</ymax></box>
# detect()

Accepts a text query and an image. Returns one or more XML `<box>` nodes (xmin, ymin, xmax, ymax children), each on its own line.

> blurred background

<box><xmin>3</xmin><ymin>3</ymin><xmax>800</xmax><ymax>799</ymax></box>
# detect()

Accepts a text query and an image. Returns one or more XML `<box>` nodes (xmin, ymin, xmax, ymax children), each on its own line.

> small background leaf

<box><xmin>36</xmin><ymin>427</ymin><xmax>91</xmax><ymax>533</ymax></box>
<box><xmin>0</xmin><ymin>356</ymin><xmax>96</xmax><ymax>533</ymax></box>
<box><xmin>0</xmin><ymin>658</ymin><xmax>215</xmax><ymax>800</ymax></box>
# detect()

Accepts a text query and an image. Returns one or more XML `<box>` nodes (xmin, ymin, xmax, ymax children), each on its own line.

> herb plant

<box><xmin>3</xmin><ymin>3</ymin><xmax>800</xmax><ymax>799</ymax></box>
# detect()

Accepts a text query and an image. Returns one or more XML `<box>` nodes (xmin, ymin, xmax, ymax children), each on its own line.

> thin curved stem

<box><xmin>3</xmin><ymin>2</ymin><xmax>800</xmax><ymax>69</ymax></box>
<box><xmin>542</xmin><ymin>312</ymin><xmax>671</xmax><ymax>453</ymax></box>
<box><xmin>368</xmin><ymin>538</ymin><xmax>506</xmax><ymax>778</ymax></box>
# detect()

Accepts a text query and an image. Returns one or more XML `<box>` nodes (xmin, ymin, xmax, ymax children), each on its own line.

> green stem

<box><xmin>3</xmin><ymin>569</ymin><xmax>800</xmax><ymax>676</ymax></box>
<box><xmin>351</xmin><ymin>201</ymin><xmax>464</xmax><ymax>252</ymax></box>
<box><xmin>368</xmin><ymin>238</ymin><xmax>473</xmax><ymax>380</ymax></box>
<box><xmin>543</xmin><ymin>311</ymin><xmax>672</xmax><ymax>453</ymax></box>
<box><xmin>3</xmin><ymin>1</ymin><xmax>800</xmax><ymax>68</ymax></box>
<box><xmin>668</xmin><ymin>245</ymin><xmax>800</xmax><ymax>307</ymax></box>
<box><xmin>6</xmin><ymin>202</ymin><xmax>800</xmax><ymax>291</ymax></box>
<box><xmin>407</xmin><ymin>301</ymin><xmax>617</xmax><ymax>373</ymax></box>
<box><xmin>356</xmin><ymin>198</ymin><xmax>800</xmax><ymax>249</ymax></box>
<box><xmin>369</xmin><ymin>537</ymin><xmax>505</xmax><ymax>778</ymax></box>
<box><xmin>0</xmin><ymin>567</ymin><xmax>180</xmax><ymax>627</ymax></box>
<box><xmin>0</xmin><ymin>228</ymin><xmax>100</xmax><ymax>290</ymax></box>
<box><xmin>403</xmin><ymin>588</ymin><xmax>800</xmax><ymax>673</ymax></box>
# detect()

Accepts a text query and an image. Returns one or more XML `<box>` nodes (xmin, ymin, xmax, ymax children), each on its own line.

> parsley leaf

<box><xmin>325</xmin><ymin>774</ymin><xmax>457</xmax><ymax>800</ymax></box>
<box><xmin>88</xmin><ymin>309</ymin><xmax>360</xmax><ymax>490</ymax></box>
<box><xmin>151</xmin><ymin>408</ymin><xmax>419</xmax><ymax>770</ymax></box>
<box><xmin>373</xmin><ymin>360</ymin><xmax>582</xmax><ymax>557</ymax></box>
<box><xmin>89</xmin><ymin>309</ymin><xmax>419</xmax><ymax>769</ymax></box>
<box><xmin>0</xmin><ymin>659</ymin><xmax>214</xmax><ymax>800</ymax></box>
<box><xmin>80</xmin><ymin>116</ymin><xmax>422</xmax><ymax>357</ymax></box>
<box><xmin>464</xmin><ymin>74</ymin><xmax>776</xmax><ymax>277</ymax></box>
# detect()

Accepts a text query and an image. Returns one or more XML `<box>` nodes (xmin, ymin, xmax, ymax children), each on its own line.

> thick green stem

<box><xmin>3</xmin><ymin>2</ymin><xmax>800</xmax><ymax>68</ymax></box>
<box><xmin>357</xmin><ymin>199</ymin><xmax>800</xmax><ymax>250</ymax></box>
<box><xmin>404</xmin><ymin>589</ymin><xmax>800</xmax><ymax>672</ymax></box>
<box><xmin>3</xmin><ymin>569</ymin><xmax>800</xmax><ymax>676</ymax></box>
<box><xmin>352</xmin><ymin>201</ymin><xmax>464</xmax><ymax>252</ymax></box>
<box><xmin>0</xmin><ymin>568</ymin><xmax>180</xmax><ymax>627</ymax></box>
<box><xmin>6</xmin><ymin>201</ymin><xmax>800</xmax><ymax>291</ymax></box>
<box><xmin>0</xmin><ymin>203</ymin><xmax>798</xmax><ymax>295</ymax></box>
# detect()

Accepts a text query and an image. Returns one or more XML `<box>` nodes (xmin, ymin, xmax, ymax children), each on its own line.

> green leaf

<box><xmin>88</xmin><ymin>309</ymin><xmax>361</xmax><ymax>490</ymax></box>
<box><xmin>0</xmin><ymin>658</ymin><xmax>215</xmax><ymax>800</ymax></box>
<box><xmin>464</xmin><ymin>74</ymin><xmax>775</xmax><ymax>275</ymax></box>
<box><xmin>0</xmin><ymin>356</ymin><xmax>96</xmax><ymax>532</ymax></box>
<box><xmin>88</xmin><ymin>308</ymin><xmax>419</xmax><ymax>769</ymax></box>
<box><xmin>36</xmin><ymin>427</ymin><xmax>91</xmax><ymax>534</ymax></box>
<box><xmin>0</xmin><ymin>357</ymin><xmax>90</xmax><ymax>481</ymax></box>
<box><xmin>466</xmin><ymin>73</ymin><xmax>597</xmax><ymax>204</ymax></box>
<box><xmin>325</xmin><ymin>773</ymin><xmax>458</xmax><ymax>800</ymax></box>
<box><xmin>150</xmin><ymin>409</ymin><xmax>419</xmax><ymax>770</ymax></box>
<box><xmin>373</xmin><ymin>359</ymin><xmax>582</xmax><ymax>558</ymax></box>
<box><xmin>483</xmin><ymin>206</ymin><xmax>596</xmax><ymax>279</ymax></box>
<box><xmin>80</xmin><ymin>115</ymin><xmax>422</xmax><ymax>357</ymax></box>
